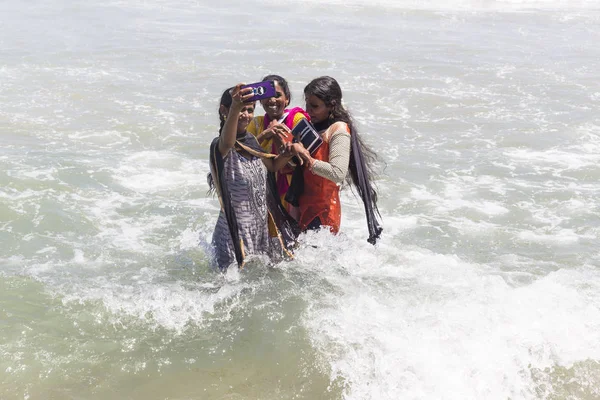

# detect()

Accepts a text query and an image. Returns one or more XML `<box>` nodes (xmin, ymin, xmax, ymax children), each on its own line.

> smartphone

<box><xmin>291</xmin><ymin>119</ymin><xmax>323</xmax><ymax>155</ymax></box>
<box><xmin>241</xmin><ymin>80</ymin><xmax>276</xmax><ymax>102</ymax></box>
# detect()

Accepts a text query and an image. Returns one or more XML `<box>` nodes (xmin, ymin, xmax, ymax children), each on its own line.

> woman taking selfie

<box><xmin>287</xmin><ymin>76</ymin><xmax>383</xmax><ymax>244</ymax></box>
<box><xmin>208</xmin><ymin>84</ymin><xmax>299</xmax><ymax>271</ymax></box>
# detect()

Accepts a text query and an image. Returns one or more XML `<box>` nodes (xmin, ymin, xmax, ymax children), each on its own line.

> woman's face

<box><xmin>237</xmin><ymin>102</ymin><xmax>255</xmax><ymax>133</ymax></box>
<box><xmin>260</xmin><ymin>81</ymin><xmax>288</xmax><ymax>120</ymax></box>
<box><xmin>222</xmin><ymin>102</ymin><xmax>255</xmax><ymax>133</ymax></box>
<box><xmin>305</xmin><ymin>94</ymin><xmax>331</xmax><ymax>124</ymax></box>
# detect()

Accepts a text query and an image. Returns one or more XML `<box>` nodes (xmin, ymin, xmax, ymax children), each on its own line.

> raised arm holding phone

<box><xmin>208</xmin><ymin>84</ymin><xmax>299</xmax><ymax>271</ymax></box>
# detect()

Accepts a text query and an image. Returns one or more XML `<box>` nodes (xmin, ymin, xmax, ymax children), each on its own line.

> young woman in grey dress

<box><xmin>209</xmin><ymin>84</ymin><xmax>298</xmax><ymax>271</ymax></box>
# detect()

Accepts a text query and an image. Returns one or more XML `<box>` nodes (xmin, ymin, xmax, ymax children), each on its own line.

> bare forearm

<box><xmin>263</xmin><ymin>153</ymin><xmax>294</xmax><ymax>172</ymax></box>
<box><xmin>257</xmin><ymin>130</ymin><xmax>270</xmax><ymax>144</ymax></box>
<box><xmin>218</xmin><ymin>106</ymin><xmax>242</xmax><ymax>155</ymax></box>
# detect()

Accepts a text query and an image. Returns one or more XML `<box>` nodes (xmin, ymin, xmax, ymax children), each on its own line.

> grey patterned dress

<box><xmin>211</xmin><ymin>149</ymin><xmax>280</xmax><ymax>270</ymax></box>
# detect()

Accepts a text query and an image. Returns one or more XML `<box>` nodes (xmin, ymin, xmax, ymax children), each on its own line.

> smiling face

<box><xmin>220</xmin><ymin>102</ymin><xmax>255</xmax><ymax>134</ymax></box>
<box><xmin>305</xmin><ymin>94</ymin><xmax>331</xmax><ymax>124</ymax></box>
<box><xmin>260</xmin><ymin>81</ymin><xmax>289</xmax><ymax>120</ymax></box>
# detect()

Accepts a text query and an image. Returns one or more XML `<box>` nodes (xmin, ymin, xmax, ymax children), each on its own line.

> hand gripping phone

<box><xmin>241</xmin><ymin>80</ymin><xmax>276</xmax><ymax>102</ymax></box>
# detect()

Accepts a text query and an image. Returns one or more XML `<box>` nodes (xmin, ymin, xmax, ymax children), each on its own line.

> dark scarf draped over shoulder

<box><xmin>286</xmin><ymin>120</ymin><xmax>383</xmax><ymax>244</ymax></box>
<box><xmin>209</xmin><ymin>131</ymin><xmax>300</xmax><ymax>269</ymax></box>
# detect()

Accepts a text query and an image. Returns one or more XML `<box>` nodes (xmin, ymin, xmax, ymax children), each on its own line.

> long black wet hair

<box><xmin>304</xmin><ymin>76</ymin><xmax>379</xmax><ymax>204</ymax></box>
<box><xmin>218</xmin><ymin>87</ymin><xmax>233</xmax><ymax>134</ymax></box>
<box><xmin>209</xmin><ymin>87</ymin><xmax>234</xmax><ymax>194</ymax></box>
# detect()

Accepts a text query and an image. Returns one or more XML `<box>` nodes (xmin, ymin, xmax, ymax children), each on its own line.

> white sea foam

<box><xmin>58</xmin><ymin>266</ymin><xmax>249</xmax><ymax>333</ymax></box>
<box><xmin>506</xmin><ymin>148</ymin><xmax>600</xmax><ymax>171</ymax></box>
<box><xmin>300</xmin><ymin>245</ymin><xmax>600</xmax><ymax>399</ymax></box>
<box><xmin>517</xmin><ymin>228</ymin><xmax>589</xmax><ymax>245</ymax></box>
<box><xmin>67</xmin><ymin>130</ymin><xmax>132</xmax><ymax>148</ymax></box>
<box><xmin>112</xmin><ymin>151</ymin><xmax>207</xmax><ymax>193</ymax></box>
<box><xmin>406</xmin><ymin>183</ymin><xmax>510</xmax><ymax>216</ymax></box>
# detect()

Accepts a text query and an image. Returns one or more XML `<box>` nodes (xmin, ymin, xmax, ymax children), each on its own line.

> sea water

<box><xmin>1</xmin><ymin>0</ymin><xmax>600</xmax><ymax>399</ymax></box>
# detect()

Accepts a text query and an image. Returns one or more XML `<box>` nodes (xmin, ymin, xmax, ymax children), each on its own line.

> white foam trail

<box><xmin>518</xmin><ymin>228</ymin><xmax>590</xmax><ymax>245</ymax></box>
<box><xmin>506</xmin><ymin>148</ymin><xmax>600</xmax><ymax>171</ymax></box>
<box><xmin>113</xmin><ymin>151</ymin><xmax>207</xmax><ymax>194</ymax></box>
<box><xmin>297</xmin><ymin>242</ymin><xmax>600</xmax><ymax>399</ymax></box>
<box><xmin>58</xmin><ymin>267</ymin><xmax>250</xmax><ymax>334</ymax></box>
